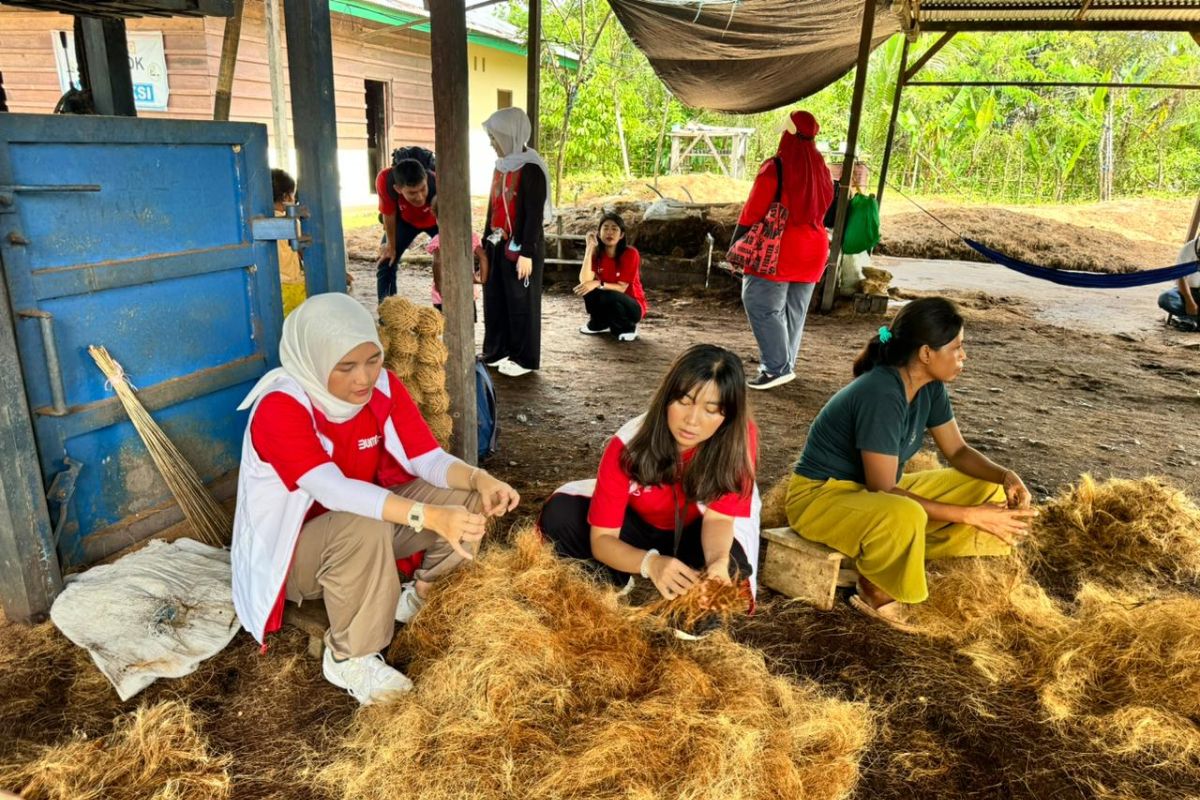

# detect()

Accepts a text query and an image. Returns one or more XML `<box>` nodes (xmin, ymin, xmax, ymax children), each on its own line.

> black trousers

<box><xmin>583</xmin><ymin>288</ymin><xmax>643</xmax><ymax>335</ymax></box>
<box><xmin>482</xmin><ymin>238</ymin><xmax>543</xmax><ymax>370</ymax></box>
<box><xmin>538</xmin><ymin>492</ymin><xmax>752</xmax><ymax>587</ymax></box>
<box><xmin>377</xmin><ymin>221</ymin><xmax>438</xmax><ymax>303</ymax></box>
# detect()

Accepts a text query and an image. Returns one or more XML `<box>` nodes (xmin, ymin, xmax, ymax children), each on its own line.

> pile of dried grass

<box><xmin>378</xmin><ymin>298</ymin><xmax>454</xmax><ymax>447</ymax></box>
<box><xmin>639</xmin><ymin>578</ymin><xmax>751</xmax><ymax>631</ymax></box>
<box><xmin>0</xmin><ymin>701</ymin><xmax>230</xmax><ymax>800</ymax></box>
<box><xmin>1029</xmin><ymin>475</ymin><xmax>1200</xmax><ymax>597</ymax></box>
<box><xmin>320</xmin><ymin>530</ymin><xmax>872</xmax><ymax>800</ymax></box>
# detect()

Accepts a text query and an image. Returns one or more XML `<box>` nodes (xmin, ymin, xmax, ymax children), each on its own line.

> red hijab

<box><xmin>776</xmin><ymin>110</ymin><xmax>833</xmax><ymax>228</ymax></box>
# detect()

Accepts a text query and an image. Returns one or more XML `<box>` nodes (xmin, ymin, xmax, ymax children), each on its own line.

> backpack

<box><xmin>391</xmin><ymin>146</ymin><xmax>436</xmax><ymax>173</ymax></box>
<box><xmin>842</xmin><ymin>192</ymin><xmax>881</xmax><ymax>255</ymax></box>
<box><xmin>475</xmin><ymin>359</ymin><xmax>499</xmax><ymax>462</ymax></box>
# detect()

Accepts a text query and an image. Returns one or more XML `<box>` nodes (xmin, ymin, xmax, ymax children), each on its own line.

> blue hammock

<box><xmin>963</xmin><ymin>238</ymin><xmax>1200</xmax><ymax>289</ymax></box>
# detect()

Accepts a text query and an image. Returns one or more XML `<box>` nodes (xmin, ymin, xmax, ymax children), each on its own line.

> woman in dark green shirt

<box><xmin>785</xmin><ymin>297</ymin><xmax>1035</xmax><ymax>632</ymax></box>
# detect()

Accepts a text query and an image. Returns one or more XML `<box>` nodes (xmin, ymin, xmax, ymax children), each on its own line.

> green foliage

<box><xmin>505</xmin><ymin>2</ymin><xmax>1200</xmax><ymax>204</ymax></box>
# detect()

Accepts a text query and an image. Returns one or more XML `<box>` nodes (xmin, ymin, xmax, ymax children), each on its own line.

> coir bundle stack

<box><xmin>377</xmin><ymin>298</ymin><xmax>454</xmax><ymax>448</ymax></box>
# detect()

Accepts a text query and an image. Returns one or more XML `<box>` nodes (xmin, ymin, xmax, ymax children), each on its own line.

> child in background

<box><xmin>272</xmin><ymin>168</ymin><xmax>307</xmax><ymax>317</ymax></box>
<box><xmin>426</xmin><ymin>199</ymin><xmax>487</xmax><ymax>315</ymax></box>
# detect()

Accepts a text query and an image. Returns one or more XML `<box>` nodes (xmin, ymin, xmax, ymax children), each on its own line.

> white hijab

<box><xmin>483</xmin><ymin>107</ymin><xmax>555</xmax><ymax>219</ymax></box>
<box><xmin>238</xmin><ymin>292</ymin><xmax>383</xmax><ymax>423</ymax></box>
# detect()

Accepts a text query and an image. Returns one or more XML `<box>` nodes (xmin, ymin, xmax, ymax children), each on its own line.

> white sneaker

<box><xmin>497</xmin><ymin>360</ymin><xmax>532</xmax><ymax>377</ymax></box>
<box><xmin>579</xmin><ymin>323</ymin><xmax>609</xmax><ymax>335</ymax></box>
<box><xmin>395</xmin><ymin>583</ymin><xmax>426</xmax><ymax>624</ymax></box>
<box><xmin>485</xmin><ymin>356</ymin><xmax>509</xmax><ymax>368</ymax></box>
<box><xmin>322</xmin><ymin>649</ymin><xmax>413</xmax><ymax>706</ymax></box>
<box><xmin>615</xmin><ymin>575</ymin><xmax>636</xmax><ymax>598</ymax></box>
<box><xmin>617</xmin><ymin>328</ymin><xmax>638</xmax><ymax>342</ymax></box>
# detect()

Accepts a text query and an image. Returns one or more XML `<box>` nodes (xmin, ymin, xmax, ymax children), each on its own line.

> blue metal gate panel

<box><xmin>0</xmin><ymin>115</ymin><xmax>283</xmax><ymax>565</ymax></box>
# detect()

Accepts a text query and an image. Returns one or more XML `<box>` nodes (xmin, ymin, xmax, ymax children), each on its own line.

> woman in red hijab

<box><xmin>733</xmin><ymin>110</ymin><xmax>833</xmax><ymax>390</ymax></box>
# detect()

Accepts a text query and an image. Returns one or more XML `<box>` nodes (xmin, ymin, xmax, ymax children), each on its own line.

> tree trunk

<box><xmin>614</xmin><ymin>83</ymin><xmax>631</xmax><ymax>178</ymax></box>
<box><xmin>652</xmin><ymin>92</ymin><xmax>671</xmax><ymax>191</ymax></box>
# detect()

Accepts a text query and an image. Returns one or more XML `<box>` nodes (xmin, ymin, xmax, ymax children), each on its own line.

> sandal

<box><xmin>849</xmin><ymin>582</ymin><xmax>918</xmax><ymax>634</ymax></box>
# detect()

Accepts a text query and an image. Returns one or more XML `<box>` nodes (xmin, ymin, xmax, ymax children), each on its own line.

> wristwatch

<box><xmin>407</xmin><ymin>502</ymin><xmax>426</xmax><ymax>533</ymax></box>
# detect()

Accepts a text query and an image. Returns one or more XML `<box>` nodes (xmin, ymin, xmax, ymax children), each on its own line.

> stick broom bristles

<box><xmin>88</xmin><ymin>345</ymin><xmax>232</xmax><ymax>548</ymax></box>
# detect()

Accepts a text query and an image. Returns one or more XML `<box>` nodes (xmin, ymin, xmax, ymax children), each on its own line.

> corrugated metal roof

<box><xmin>914</xmin><ymin>0</ymin><xmax>1200</xmax><ymax>26</ymax></box>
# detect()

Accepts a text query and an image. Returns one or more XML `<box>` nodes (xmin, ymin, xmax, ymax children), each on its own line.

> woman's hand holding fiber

<box><xmin>426</xmin><ymin>505</ymin><xmax>488</xmax><ymax>560</ymax></box>
<box><xmin>966</xmin><ymin>503</ymin><xmax>1036</xmax><ymax>546</ymax></box>
<box><xmin>475</xmin><ymin>472</ymin><xmax>520</xmax><ymax>517</ymax></box>
<box><xmin>648</xmin><ymin>555</ymin><xmax>700</xmax><ymax>600</ymax></box>
<box><xmin>1002</xmin><ymin>469</ymin><xmax>1032</xmax><ymax>509</ymax></box>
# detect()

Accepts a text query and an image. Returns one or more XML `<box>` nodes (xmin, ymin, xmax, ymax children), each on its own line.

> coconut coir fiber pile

<box><xmin>744</xmin><ymin>473</ymin><xmax>1200</xmax><ymax>799</ymax></box>
<box><xmin>319</xmin><ymin>530</ymin><xmax>872</xmax><ymax>800</ymax></box>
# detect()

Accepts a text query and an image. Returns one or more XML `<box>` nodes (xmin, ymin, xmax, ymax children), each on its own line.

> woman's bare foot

<box><xmin>856</xmin><ymin>575</ymin><xmax>895</xmax><ymax>609</ymax></box>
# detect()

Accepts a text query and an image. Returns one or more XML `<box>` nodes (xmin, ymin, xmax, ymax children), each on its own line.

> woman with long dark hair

<box><xmin>575</xmin><ymin>212</ymin><xmax>646</xmax><ymax>341</ymax></box>
<box><xmin>785</xmin><ymin>297</ymin><xmax>1035</xmax><ymax>632</ymax></box>
<box><xmin>539</xmin><ymin>344</ymin><xmax>761</xmax><ymax>635</ymax></box>
<box><xmin>480</xmin><ymin>107</ymin><xmax>552</xmax><ymax>378</ymax></box>
<box><xmin>733</xmin><ymin>109</ymin><xmax>833</xmax><ymax>390</ymax></box>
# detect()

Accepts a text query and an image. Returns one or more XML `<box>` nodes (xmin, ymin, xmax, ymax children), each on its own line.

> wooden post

<box><xmin>77</xmin><ymin>16</ymin><xmax>136</xmax><ymax>116</ymax></box>
<box><xmin>614</xmin><ymin>84</ymin><xmax>631</xmax><ymax>178</ymax></box>
<box><xmin>429</xmin><ymin>0</ymin><xmax>478</xmax><ymax>462</ymax></box>
<box><xmin>527</xmin><ymin>0</ymin><xmax>542</xmax><ymax>149</ymax></box>
<box><xmin>283</xmin><ymin>0</ymin><xmax>346</xmax><ymax>295</ymax></box>
<box><xmin>876</xmin><ymin>36</ymin><xmax>909</xmax><ymax>207</ymax></box>
<box><xmin>820</xmin><ymin>0</ymin><xmax>876</xmax><ymax>313</ymax></box>
<box><xmin>1188</xmin><ymin>186</ymin><xmax>1200</xmax><ymax>242</ymax></box>
<box><xmin>265</xmin><ymin>0</ymin><xmax>290</xmax><ymax>170</ymax></box>
<box><xmin>213</xmin><ymin>0</ymin><xmax>245</xmax><ymax>121</ymax></box>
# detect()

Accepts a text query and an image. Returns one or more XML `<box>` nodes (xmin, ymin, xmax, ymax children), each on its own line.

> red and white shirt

<box><xmin>375</xmin><ymin>168</ymin><xmax>438</xmax><ymax>229</ymax></box>
<box><xmin>594</xmin><ymin>247</ymin><xmax>648</xmax><ymax>316</ymax></box>
<box><xmin>549</xmin><ymin>415</ymin><xmax>763</xmax><ymax>595</ymax></box>
<box><xmin>250</xmin><ymin>373</ymin><xmax>438</xmax><ymax>522</ymax></box>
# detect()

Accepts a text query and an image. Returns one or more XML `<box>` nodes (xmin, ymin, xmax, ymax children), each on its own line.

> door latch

<box><xmin>47</xmin><ymin>457</ymin><xmax>82</xmax><ymax>548</ymax></box>
<box><xmin>251</xmin><ymin>202</ymin><xmax>311</xmax><ymax>252</ymax></box>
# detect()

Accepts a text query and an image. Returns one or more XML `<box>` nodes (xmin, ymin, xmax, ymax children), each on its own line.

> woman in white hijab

<box><xmin>480</xmin><ymin>107</ymin><xmax>552</xmax><ymax>378</ymax></box>
<box><xmin>231</xmin><ymin>293</ymin><xmax>520</xmax><ymax>705</ymax></box>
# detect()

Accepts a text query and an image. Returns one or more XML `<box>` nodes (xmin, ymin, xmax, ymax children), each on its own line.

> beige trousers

<box><xmin>285</xmin><ymin>479</ymin><xmax>482</xmax><ymax>659</ymax></box>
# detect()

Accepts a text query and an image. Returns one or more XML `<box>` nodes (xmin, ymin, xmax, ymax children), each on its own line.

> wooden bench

<box><xmin>760</xmin><ymin>527</ymin><xmax>858</xmax><ymax>611</ymax></box>
<box><xmin>283</xmin><ymin>602</ymin><xmax>330</xmax><ymax>659</ymax></box>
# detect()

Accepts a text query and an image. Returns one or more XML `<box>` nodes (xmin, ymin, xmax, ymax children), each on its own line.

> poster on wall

<box><xmin>52</xmin><ymin>30</ymin><xmax>170</xmax><ymax>111</ymax></box>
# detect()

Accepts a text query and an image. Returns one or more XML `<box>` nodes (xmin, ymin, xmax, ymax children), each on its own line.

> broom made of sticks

<box><xmin>88</xmin><ymin>345</ymin><xmax>232</xmax><ymax>548</ymax></box>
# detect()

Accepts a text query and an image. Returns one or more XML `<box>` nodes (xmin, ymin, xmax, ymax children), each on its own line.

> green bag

<box><xmin>842</xmin><ymin>192</ymin><xmax>881</xmax><ymax>255</ymax></box>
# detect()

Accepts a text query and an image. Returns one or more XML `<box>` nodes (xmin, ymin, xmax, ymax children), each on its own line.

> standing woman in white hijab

<box><xmin>231</xmin><ymin>293</ymin><xmax>520</xmax><ymax>705</ymax></box>
<box><xmin>480</xmin><ymin>107</ymin><xmax>552</xmax><ymax>378</ymax></box>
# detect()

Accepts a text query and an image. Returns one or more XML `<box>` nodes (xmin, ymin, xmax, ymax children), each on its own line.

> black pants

<box><xmin>482</xmin><ymin>238</ymin><xmax>543</xmax><ymax>370</ymax></box>
<box><xmin>583</xmin><ymin>288</ymin><xmax>643</xmax><ymax>335</ymax></box>
<box><xmin>538</xmin><ymin>492</ymin><xmax>752</xmax><ymax>587</ymax></box>
<box><xmin>377</xmin><ymin>221</ymin><xmax>438</xmax><ymax>303</ymax></box>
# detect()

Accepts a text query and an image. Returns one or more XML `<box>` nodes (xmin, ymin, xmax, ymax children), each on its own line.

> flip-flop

<box><xmin>848</xmin><ymin>588</ymin><xmax>919</xmax><ymax>634</ymax></box>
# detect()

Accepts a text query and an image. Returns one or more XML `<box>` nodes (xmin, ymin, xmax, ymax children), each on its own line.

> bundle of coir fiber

<box><xmin>735</xmin><ymin>594</ymin><xmax>1200</xmax><ymax>799</ymax></box>
<box><xmin>859</xmin><ymin>266</ymin><xmax>893</xmax><ymax>297</ymax></box>
<box><xmin>0</xmin><ymin>701</ymin><xmax>231</xmax><ymax>800</ymax></box>
<box><xmin>0</xmin><ymin>614</ymin><xmax>356</xmax><ymax>800</ymax></box>
<box><xmin>1040</xmin><ymin>583</ymin><xmax>1200</xmax><ymax>764</ymax></box>
<box><xmin>1028</xmin><ymin>474</ymin><xmax>1200</xmax><ymax>598</ymax></box>
<box><xmin>378</xmin><ymin>298</ymin><xmax>454</xmax><ymax>448</ymax></box>
<box><xmin>319</xmin><ymin>530</ymin><xmax>872</xmax><ymax>800</ymax></box>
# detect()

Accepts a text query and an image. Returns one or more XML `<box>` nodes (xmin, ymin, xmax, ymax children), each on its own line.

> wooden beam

<box><xmin>283</xmin><ymin>0</ymin><xmax>347</xmax><ymax>295</ymax></box>
<box><xmin>1188</xmin><ymin>186</ymin><xmax>1200</xmax><ymax>242</ymax></box>
<box><xmin>77</xmin><ymin>16</ymin><xmax>136</xmax><ymax>116</ymax></box>
<box><xmin>429</xmin><ymin>0</ymin><xmax>478</xmax><ymax>462</ymax></box>
<box><xmin>212</xmin><ymin>0</ymin><xmax>244</xmax><ymax>121</ymax></box>
<box><xmin>903</xmin><ymin>31</ymin><xmax>955</xmax><ymax>83</ymax></box>
<box><xmin>908</xmin><ymin>80</ymin><xmax>1200</xmax><ymax>90</ymax></box>
<box><xmin>877</xmin><ymin>35</ymin><xmax>909</xmax><ymax>207</ymax></box>
<box><xmin>821</xmin><ymin>0</ymin><xmax>876</xmax><ymax>313</ymax></box>
<box><xmin>265</xmin><ymin>0</ymin><xmax>290</xmax><ymax>169</ymax></box>
<box><xmin>527</xmin><ymin>0</ymin><xmax>542</xmax><ymax>149</ymax></box>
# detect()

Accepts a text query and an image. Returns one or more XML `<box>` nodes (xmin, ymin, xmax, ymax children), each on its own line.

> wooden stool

<box><xmin>283</xmin><ymin>602</ymin><xmax>330</xmax><ymax>659</ymax></box>
<box><xmin>760</xmin><ymin>527</ymin><xmax>858</xmax><ymax>610</ymax></box>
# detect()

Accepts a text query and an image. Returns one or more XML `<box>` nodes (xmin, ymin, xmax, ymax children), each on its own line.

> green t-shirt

<box><xmin>795</xmin><ymin>366</ymin><xmax>954</xmax><ymax>484</ymax></box>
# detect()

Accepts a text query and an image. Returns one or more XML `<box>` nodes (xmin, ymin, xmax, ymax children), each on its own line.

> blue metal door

<box><xmin>0</xmin><ymin>115</ymin><xmax>283</xmax><ymax>565</ymax></box>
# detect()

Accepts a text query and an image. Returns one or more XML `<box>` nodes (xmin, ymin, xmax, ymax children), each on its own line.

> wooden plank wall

<box><xmin>0</xmin><ymin>1</ymin><xmax>436</xmax><ymax>165</ymax></box>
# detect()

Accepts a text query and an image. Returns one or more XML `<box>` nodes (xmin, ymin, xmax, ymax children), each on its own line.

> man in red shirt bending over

<box><xmin>376</xmin><ymin>157</ymin><xmax>438</xmax><ymax>303</ymax></box>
